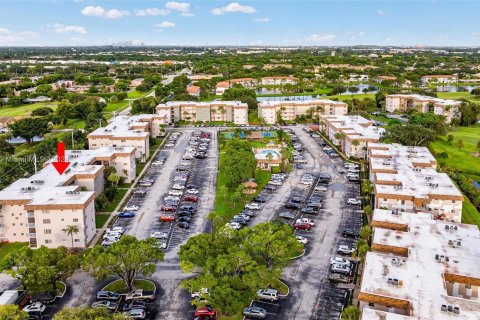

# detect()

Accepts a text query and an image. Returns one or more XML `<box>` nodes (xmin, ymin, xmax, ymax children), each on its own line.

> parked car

<box><xmin>178</xmin><ymin>222</ymin><xmax>190</xmax><ymax>229</ymax></box>
<box><xmin>161</xmin><ymin>205</ymin><xmax>176</xmax><ymax>212</ymax></box>
<box><xmin>243</xmin><ymin>306</ymin><xmax>267</xmax><ymax>319</ymax></box>
<box><xmin>296</xmin><ymin>235</ymin><xmax>308</xmax><ymax>244</ymax></box>
<box><xmin>301</xmin><ymin>207</ymin><xmax>318</xmax><ymax>215</ymax></box>
<box><xmin>186</xmin><ymin>188</ymin><xmax>199</xmax><ymax>194</ymax></box>
<box><xmin>342</xmin><ymin>229</ymin><xmax>359</xmax><ymax>238</ymax></box>
<box><xmin>338</xmin><ymin>244</ymin><xmax>355</xmax><ymax>255</ymax></box>
<box><xmin>330</xmin><ymin>257</ymin><xmax>352</xmax><ymax>268</ymax></box>
<box><xmin>329</xmin><ymin>273</ymin><xmax>351</xmax><ymax>284</ymax></box>
<box><xmin>295</xmin><ymin>218</ymin><xmax>315</xmax><ymax>226</ymax></box>
<box><xmin>125</xmin><ymin>308</ymin><xmax>147</xmax><ymax>319</ymax></box>
<box><xmin>279</xmin><ymin>211</ymin><xmax>296</xmax><ymax>220</ymax></box>
<box><xmin>159</xmin><ymin>214</ymin><xmax>175</xmax><ymax>222</ymax></box>
<box><xmin>169</xmin><ymin>189</ymin><xmax>183</xmax><ymax>196</ymax></box>
<box><xmin>30</xmin><ymin>292</ymin><xmax>56</xmax><ymax>304</ymax></box>
<box><xmin>245</xmin><ymin>203</ymin><xmax>260</xmax><ymax>210</ymax></box>
<box><xmin>172</xmin><ymin>184</ymin><xmax>185</xmax><ymax>190</ymax></box>
<box><xmin>253</xmin><ymin>195</ymin><xmax>267</xmax><ymax>203</ymax></box>
<box><xmin>257</xmin><ymin>288</ymin><xmax>278</xmax><ymax>301</ymax></box>
<box><xmin>118</xmin><ymin>211</ymin><xmax>135</xmax><ymax>218</ymax></box>
<box><xmin>331</xmin><ymin>264</ymin><xmax>351</xmax><ymax>275</ymax></box>
<box><xmin>125</xmin><ymin>289</ymin><xmax>155</xmax><ymax>302</ymax></box>
<box><xmin>285</xmin><ymin>202</ymin><xmax>301</xmax><ymax>210</ymax></box>
<box><xmin>150</xmin><ymin>231</ymin><xmax>168</xmax><ymax>239</ymax></box>
<box><xmin>23</xmin><ymin>303</ymin><xmax>46</xmax><ymax>313</ymax></box>
<box><xmin>264</xmin><ymin>185</ymin><xmax>277</xmax><ymax>191</ymax></box>
<box><xmin>183</xmin><ymin>195</ymin><xmax>199</xmax><ymax>202</ymax></box>
<box><xmin>226</xmin><ymin>222</ymin><xmax>242</xmax><ymax>230</ymax></box>
<box><xmin>195</xmin><ymin>307</ymin><xmax>216</xmax><ymax>317</ymax></box>
<box><xmin>268</xmin><ymin>180</ymin><xmax>282</xmax><ymax>186</ymax></box>
<box><xmin>191</xmin><ymin>288</ymin><xmax>210</xmax><ymax>299</ymax></box>
<box><xmin>293</xmin><ymin>222</ymin><xmax>312</xmax><ymax>230</ymax></box>
<box><xmin>92</xmin><ymin>300</ymin><xmax>118</xmax><ymax>311</ymax></box>
<box><xmin>314</xmin><ymin>185</ymin><xmax>328</xmax><ymax>192</ymax></box>
<box><xmin>96</xmin><ymin>291</ymin><xmax>120</xmax><ymax>301</ymax></box>
<box><xmin>347</xmin><ymin>198</ymin><xmax>362</xmax><ymax>205</ymax></box>
<box><xmin>178</xmin><ymin>216</ymin><xmax>192</xmax><ymax>223</ymax></box>
<box><xmin>124</xmin><ymin>205</ymin><xmax>139</xmax><ymax>211</ymax></box>
<box><xmin>122</xmin><ymin>301</ymin><xmax>149</xmax><ymax>312</ymax></box>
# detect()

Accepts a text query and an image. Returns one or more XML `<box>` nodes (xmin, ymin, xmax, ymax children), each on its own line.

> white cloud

<box><xmin>81</xmin><ymin>6</ymin><xmax>130</xmax><ymax>19</ymax></box>
<box><xmin>54</xmin><ymin>23</ymin><xmax>87</xmax><ymax>34</ymax></box>
<box><xmin>0</xmin><ymin>28</ymin><xmax>36</xmax><ymax>45</ymax></box>
<box><xmin>155</xmin><ymin>21</ymin><xmax>176</xmax><ymax>28</ymax></box>
<box><xmin>249</xmin><ymin>40</ymin><xmax>264</xmax><ymax>45</ymax></box>
<box><xmin>471</xmin><ymin>32</ymin><xmax>480</xmax><ymax>36</ymax></box>
<box><xmin>165</xmin><ymin>2</ymin><xmax>190</xmax><ymax>12</ymax></box>
<box><xmin>305</xmin><ymin>33</ymin><xmax>337</xmax><ymax>42</ymax></box>
<box><xmin>0</xmin><ymin>28</ymin><xmax>11</xmax><ymax>34</ymax></box>
<box><xmin>253</xmin><ymin>17</ymin><xmax>269</xmax><ymax>22</ymax></box>
<box><xmin>136</xmin><ymin>8</ymin><xmax>170</xmax><ymax>16</ymax></box>
<box><xmin>377</xmin><ymin>9</ymin><xmax>385</xmax><ymax>16</ymax></box>
<box><xmin>211</xmin><ymin>2</ymin><xmax>256</xmax><ymax>15</ymax></box>
<box><xmin>385</xmin><ymin>37</ymin><xmax>394</xmax><ymax>43</ymax></box>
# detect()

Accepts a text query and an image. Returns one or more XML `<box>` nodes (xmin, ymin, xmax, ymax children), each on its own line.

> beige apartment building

<box><xmin>368</xmin><ymin>143</ymin><xmax>464</xmax><ymax>222</ymax></box>
<box><xmin>0</xmin><ymin>146</ymin><xmax>136</xmax><ymax>249</ymax></box>
<box><xmin>421</xmin><ymin>74</ymin><xmax>458</xmax><ymax>85</ymax></box>
<box><xmin>88</xmin><ymin>114</ymin><xmax>166</xmax><ymax>162</ymax></box>
<box><xmin>359</xmin><ymin>209</ymin><xmax>480</xmax><ymax>319</ymax></box>
<box><xmin>258</xmin><ymin>99</ymin><xmax>348</xmax><ymax>125</ymax></box>
<box><xmin>156</xmin><ymin>101</ymin><xmax>248</xmax><ymax>125</ymax></box>
<box><xmin>385</xmin><ymin>94</ymin><xmax>462</xmax><ymax>123</ymax></box>
<box><xmin>320</xmin><ymin>115</ymin><xmax>385</xmax><ymax>158</ymax></box>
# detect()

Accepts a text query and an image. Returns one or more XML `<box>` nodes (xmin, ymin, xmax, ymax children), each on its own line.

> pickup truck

<box><xmin>295</xmin><ymin>218</ymin><xmax>315</xmax><ymax>226</ymax></box>
<box><xmin>125</xmin><ymin>289</ymin><xmax>155</xmax><ymax>302</ymax></box>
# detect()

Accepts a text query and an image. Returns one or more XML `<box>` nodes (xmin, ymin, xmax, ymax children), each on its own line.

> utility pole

<box><xmin>34</xmin><ymin>153</ymin><xmax>37</xmax><ymax>173</ymax></box>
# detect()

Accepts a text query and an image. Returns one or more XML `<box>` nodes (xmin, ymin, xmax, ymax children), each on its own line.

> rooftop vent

<box><xmin>441</xmin><ymin>305</ymin><xmax>460</xmax><ymax>315</ymax></box>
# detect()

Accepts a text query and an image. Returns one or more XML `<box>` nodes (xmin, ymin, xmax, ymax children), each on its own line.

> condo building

<box><xmin>385</xmin><ymin>94</ymin><xmax>462</xmax><ymax>123</ymax></box>
<box><xmin>359</xmin><ymin>209</ymin><xmax>480</xmax><ymax>320</ymax></box>
<box><xmin>258</xmin><ymin>99</ymin><xmax>348</xmax><ymax>125</ymax></box>
<box><xmin>156</xmin><ymin>101</ymin><xmax>248</xmax><ymax>125</ymax></box>
<box><xmin>368</xmin><ymin>143</ymin><xmax>463</xmax><ymax>222</ymax></box>
<box><xmin>88</xmin><ymin>114</ymin><xmax>166</xmax><ymax>161</ymax></box>
<box><xmin>320</xmin><ymin>115</ymin><xmax>385</xmax><ymax>158</ymax></box>
<box><xmin>421</xmin><ymin>74</ymin><xmax>458</xmax><ymax>85</ymax></box>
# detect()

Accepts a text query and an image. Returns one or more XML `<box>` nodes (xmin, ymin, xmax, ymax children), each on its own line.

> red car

<box><xmin>161</xmin><ymin>205</ymin><xmax>176</xmax><ymax>212</ymax></box>
<box><xmin>159</xmin><ymin>214</ymin><xmax>175</xmax><ymax>222</ymax></box>
<box><xmin>183</xmin><ymin>195</ymin><xmax>199</xmax><ymax>202</ymax></box>
<box><xmin>195</xmin><ymin>307</ymin><xmax>216</xmax><ymax>317</ymax></box>
<box><xmin>293</xmin><ymin>222</ymin><xmax>312</xmax><ymax>230</ymax></box>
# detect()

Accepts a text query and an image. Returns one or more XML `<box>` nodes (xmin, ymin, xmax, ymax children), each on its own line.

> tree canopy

<box><xmin>0</xmin><ymin>305</ymin><xmax>28</xmax><ymax>320</ymax></box>
<box><xmin>381</xmin><ymin>124</ymin><xmax>438</xmax><ymax>146</ymax></box>
<box><xmin>8</xmin><ymin>117</ymin><xmax>51</xmax><ymax>143</ymax></box>
<box><xmin>53</xmin><ymin>306</ymin><xmax>130</xmax><ymax>320</ymax></box>
<box><xmin>219</xmin><ymin>140</ymin><xmax>256</xmax><ymax>189</ymax></box>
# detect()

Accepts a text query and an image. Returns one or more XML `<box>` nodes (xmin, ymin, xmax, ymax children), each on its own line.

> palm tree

<box><xmin>276</xmin><ymin>129</ymin><xmax>285</xmax><ymax>144</ymax></box>
<box><xmin>63</xmin><ymin>225</ymin><xmax>79</xmax><ymax>248</ymax></box>
<box><xmin>334</xmin><ymin>132</ymin><xmax>346</xmax><ymax>149</ymax></box>
<box><xmin>351</xmin><ymin>139</ymin><xmax>360</xmax><ymax>157</ymax></box>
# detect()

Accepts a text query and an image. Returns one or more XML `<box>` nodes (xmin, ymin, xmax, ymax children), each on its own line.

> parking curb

<box><xmin>277</xmin><ymin>279</ymin><xmax>290</xmax><ymax>297</ymax></box>
<box><xmin>289</xmin><ymin>249</ymin><xmax>306</xmax><ymax>260</ymax></box>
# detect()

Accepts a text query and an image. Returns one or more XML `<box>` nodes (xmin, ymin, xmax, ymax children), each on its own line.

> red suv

<box><xmin>293</xmin><ymin>222</ymin><xmax>312</xmax><ymax>230</ymax></box>
<box><xmin>195</xmin><ymin>307</ymin><xmax>216</xmax><ymax>317</ymax></box>
<box><xmin>161</xmin><ymin>205</ymin><xmax>176</xmax><ymax>212</ymax></box>
<box><xmin>159</xmin><ymin>214</ymin><xmax>175</xmax><ymax>222</ymax></box>
<box><xmin>184</xmin><ymin>195</ymin><xmax>199</xmax><ymax>202</ymax></box>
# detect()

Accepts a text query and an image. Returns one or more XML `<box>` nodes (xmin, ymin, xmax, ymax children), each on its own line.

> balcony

<box><xmin>29</xmin><ymin>233</ymin><xmax>36</xmax><ymax>238</ymax></box>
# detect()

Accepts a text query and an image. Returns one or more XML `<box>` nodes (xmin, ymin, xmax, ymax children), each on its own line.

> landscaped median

<box><xmin>102</xmin><ymin>279</ymin><xmax>156</xmax><ymax>294</ymax></box>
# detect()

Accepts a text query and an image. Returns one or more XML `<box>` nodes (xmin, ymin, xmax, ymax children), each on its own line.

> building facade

<box><xmin>156</xmin><ymin>101</ymin><xmax>248</xmax><ymax>125</ymax></box>
<box><xmin>258</xmin><ymin>99</ymin><xmax>348</xmax><ymax>125</ymax></box>
<box><xmin>421</xmin><ymin>74</ymin><xmax>458</xmax><ymax>85</ymax></box>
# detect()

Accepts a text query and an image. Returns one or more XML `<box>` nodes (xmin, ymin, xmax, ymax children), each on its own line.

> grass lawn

<box><xmin>461</xmin><ymin>197</ymin><xmax>480</xmax><ymax>226</ymax></box>
<box><xmin>0</xmin><ymin>242</ymin><xmax>28</xmax><ymax>263</ymax></box>
<box><xmin>102</xmin><ymin>279</ymin><xmax>156</xmax><ymax>293</ymax></box>
<box><xmin>0</xmin><ymin>102</ymin><xmax>58</xmax><ymax>117</ymax></box>
<box><xmin>103</xmin><ymin>188</ymin><xmax>129</xmax><ymax>212</ymax></box>
<box><xmin>136</xmin><ymin>162</ymin><xmax>147</xmax><ymax>175</ymax></box>
<box><xmin>95</xmin><ymin>214</ymin><xmax>111</xmax><ymax>228</ymax></box>
<box><xmin>430</xmin><ymin>124</ymin><xmax>480</xmax><ymax>175</ymax></box>
<box><xmin>248</xmin><ymin>110</ymin><xmax>260</xmax><ymax>124</ymax></box>
<box><xmin>127</xmin><ymin>90</ymin><xmax>147</xmax><ymax>99</ymax></box>
<box><xmin>437</xmin><ymin>92</ymin><xmax>479</xmax><ymax>103</ymax></box>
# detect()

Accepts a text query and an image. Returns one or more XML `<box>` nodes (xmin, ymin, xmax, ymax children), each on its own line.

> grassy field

<box><xmin>0</xmin><ymin>242</ymin><xmax>28</xmax><ymax>263</ymax></box>
<box><xmin>0</xmin><ymin>102</ymin><xmax>58</xmax><ymax>117</ymax></box>
<box><xmin>103</xmin><ymin>188</ymin><xmax>129</xmax><ymax>212</ymax></box>
<box><xmin>430</xmin><ymin>124</ymin><xmax>480</xmax><ymax>175</ymax></box>
<box><xmin>95</xmin><ymin>214</ymin><xmax>111</xmax><ymax>228</ymax></box>
<box><xmin>461</xmin><ymin>197</ymin><xmax>480</xmax><ymax>226</ymax></box>
<box><xmin>437</xmin><ymin>92</ymin><xmax>479</xmax><ymax>103</ymax></box>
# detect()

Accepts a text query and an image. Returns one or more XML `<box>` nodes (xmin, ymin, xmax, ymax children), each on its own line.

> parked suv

<box><xmin>257</xmin><ymin>288</ymin><xmax>279</xmax><ymax>301</ymax></box>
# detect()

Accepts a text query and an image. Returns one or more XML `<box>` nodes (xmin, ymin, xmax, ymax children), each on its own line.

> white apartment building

<box><xmin>368</xmin><ymin>143</ymin><xmax>463</xmax><ymax>222</ymax></box>
<box><xmin>385</xmin><ymin>94</ymin><xmax>462</xmax><ymax>123</ymax></box>
<box><xmin>359</xmin><ymin>209</ymin><xmax>480</xmax><ymax>320</ymax></box>
<box><xmin>421</xmin><ymin>74</ymin><xmax>458</xmax><ymax>85</ymax></box>
<box><xmin>258</xmin><ymin>99</ymin><xmax>348</xmax><ymax>125</ymax></box>
<box><xmin>88</xmin><ymin>115</ymin><xmax>165</xmax><ymax>162</ymax></box>
<box><xmin>215</xmin><ymin>76</ymin><xmax>298</xmax><ymax>95</ymax></box>
<box><xmin>0</xmin><ymin>146</ymin><xmax>136</xmax><ymax>249</ymax></box>
<box><xmin>320</xmin><ymin>115</ymin><xmax>385</xmax><ymax>159</ymax></box>
<box><xmin>260</xmin><ymin>76</ymin><xmax>298</xmax><ymax>86</ymax></box>
<box><xmin>156</xmin><ymin>101</ymin><xmax>248</xmax><ymax>125</ymax></box>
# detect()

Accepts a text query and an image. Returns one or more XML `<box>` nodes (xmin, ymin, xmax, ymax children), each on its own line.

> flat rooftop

<box><xmin>88</xmin><ymin>114</ymin><xmax>159</xmax><ymax>138</ymax></box>
<box><xmin>0</xmin><ymin>147</ymin><xmax>133</xmax><ymax>206</ymax></box>
<box><xmin>157</xmin><ymin>101</ymin><xmax>248</xmax><ymax>108</ymax></box>
<box><xmin>258</xmin><ymin>99</ymin><xmax>347</xmax><ymax>107</ymax></box>
<box><xmin>323</xmin><ymin>115</ymin><xmax>385</xmax><ymax>141</ymax></box>
<box><xmin>361</xmin><ymin>211</ymin><xmax>480</xmax><ymax>319</ymax></box>
<box><xmin>386</xmin><ymin>94</ymin><xmax>462</xmax><ymax>106</ymax></box>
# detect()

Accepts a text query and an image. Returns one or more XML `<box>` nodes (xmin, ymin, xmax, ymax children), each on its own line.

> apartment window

<box><xmin>73</xmin><ymin>218</ymin><xmax>79</xmax><ymax>223</ymax></box>
<box><xmin>451</xmin><ymin>210</ymin><xmax>455</xmax><ymax>213</ymax></box>
<box><xmin>45</xmin><ymin>240</ymin><xmax>52</xmax><ymax>244</ymax></box>
<box><xmin>12</xmin><ymin>223</ymin><xmax>15</xmax><ymax>226</ymax></box>
<box><xmin>401</xmin><ymin>200</ymin><xmax>405</xmax><ymax>205</ymax></box>
<box><xmin>74</xmin><ymin>239</ymin><xmax>80</xmax><ymax>243</ymax></box>
<box><xmin>452</xmin><ymin>200</ymin><xmax>456</xmax><ymax>203</ymax></box>
<box><xmin>43</xmin><ymin>219</ymin><xmax>51</xmax><ymax>224</ymax></box>
<box><xmin>121</xmin><ymin>140</ymin><xmax>126</xmax><ymax>142</ymax></box>
<box><xmin>384</xmin><ymin>198</ymin><xmax>387</xmax><ymax>202</ymax></box>
<box><xmin>368</xmin><ymin>303</ymin><xmax>375</xmax><ymax>307</ymax></box>
<box><xmin>42</xmin><ymin>210</ymin><xmax>49</xmax><ymax>214</ymax></box>
<box><xmin>44</xmin><ymin>229</ymin><xmax>52</xmax><ymax>235</ymax></box>
<box><xmin>92</xmin><ymin>144</ymin><xmax>97</xmax><ymax>146</ymax></box>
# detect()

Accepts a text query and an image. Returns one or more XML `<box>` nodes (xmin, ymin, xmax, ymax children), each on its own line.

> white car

<box><xmin>314</xmin><ymin>185</ymin><xmax>328</xmax><ymax>192</ymax></box>
<box><xmin>330</xmin><ymin>257</ymin><xmax>352</xmax><ymax>267</ymax></box>
<box><xmin>186</xmin><ymin>188</ymin><xmax>199</xmax><ymax>194</ymax></box>
<box><xmin>164</xmin><ymin>195</ymin><xmax>180</xmax><ymax>201</ymax></box>
<box><xmin>331</xmin><ymin>264</ymin><xmax>351</xmax><ymax>275</ymax></box>
<box><xmin>104</xmin><ymin>231</ymin><xmax>122</xmax><ymax>239</ymax></box>
<box><xmin>296</xmin><ymin>235</ymin><xmax>308</xmax><ymax>244</ymax></box>
<box><xmin>165</xmin><ymin>143</ymin><xmax>175</xmax><ymax>147</ymax></box>
<box><xmin>226</xmin><ymin>222</ymin><xmax>242</xmax><ymax>230</ymax></box>
<box><xmin>23</xmin><ymin>303</ymin><xmax>46</xmax><ymax>313</ymax></box>
<box><xmin>172</xmin><ymin>184</ymin><xmax>185</xmax><ymax>190</ymax></box>
<box><xmin>169</xmin><ymin>189</ymin><xmax>183</xmax><ymax>196</ymax></box>
<box><xmin>296</xmin><ymin>218</ymin><xmax>315</xmax><ymax>226</ymax></box>
<box><xmin>124</xmin><ymin>205</ymin><xmax>139</xmax><ymax>211</ymax></box>
<box><xmin>150</xmin><ymin>231</ymin><xmax>168</xmax><ymax>239</ymax></box>
<box><xmin>347</xmin><ymin>198</ymin><xmax>362</xmax><ymax>205</ymax></box>
<box><xmin>152</xmin><ymin>161</ymin><xmax>163</xmax><ymax>166</ymax></box>
<box><xmin>301</xmin><ymin>179</ymin><xmax>313</xmax><ymax>185</ymax></box>
<box><xmin>268</xmin><ymin>180</ymin><xmax>282</xmax><ymax>186</ymax></box>
<box><xmin>108</xmin><ymin>226</ymin><xmax>125</xmax><ymax>234</ymax></box>
<box><xmin>158</xmin><ymin>241</ymin><xmax>167</xmax><ymax>249</ymax></box>
<box><xmin>338</xmin><ymin>245</ymin><xmax>355</xmax><ymax>255</ymax></box>
<box><xmin>245</xmin><ymin>203</ymin><xmax>260</xmax><ymax>210</ymax></box>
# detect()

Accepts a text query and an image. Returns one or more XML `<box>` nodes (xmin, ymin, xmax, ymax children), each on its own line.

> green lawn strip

<box><xmin>270</xmin><ymin>278</ymin><xmax>289</xmax><ymax>295</ymax></box>
<box><xmin>218</xmin><ymin>313</ymin><xmax>244</xmax><ymax>320</ymax></box>
<box><xmin>103</xmin><ymin>188</ymin><xmax>129</xmax><ymax>212</ymax></box>
<box><xmin>461</xmin><ymin>197</ymin><xmax>480</xmax><ymax>227</ymax></box>
<box><xmin>0</xmin><ymin>102</ymin><xmax>58</xmax><ymax>117</ymax></box>
<box><xmin>437</xmin><ymin>92</ymin><xmax>479</xmax><ymax>103</ymax></box>
<box><xmin>95</xmin><ymin>214</ymin><xmax>111</xmax><ymax>228</ymax></box>
<box><xmin>0</xmin><ymin>242</ymin><xmax>28</xmax><ymax>263</ymax></box>
<box><xmin>102</xmin><ymin>279</ymin><xmax>156</xmax><ymax>294</ymax></box>
<box><xmin>430</xmin><ymin>125</ymin><xmax>480</xmax><ymax>175</ymax></box>
<box><xmin>136</xmin><ymin>162</ymin><xmax>146</xmax><ymax>176</ymax></box>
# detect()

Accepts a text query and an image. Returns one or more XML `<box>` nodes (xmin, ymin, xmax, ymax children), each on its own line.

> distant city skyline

<box><xmin>1</xmin><ymin>0</ymin><xmax>480</xmax><ymax>47</ymax></box>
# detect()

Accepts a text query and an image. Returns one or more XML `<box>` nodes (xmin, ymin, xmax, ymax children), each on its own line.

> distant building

<box><xmin>156</xmin><ymin>101</ymin><xmax>248</xmax><ymax>125</ymax></box>
<box><xmin>253</xmin><ymin>147</ymin><xmax>283</xmax><ymax>171</ymax></box>
<box><xmin>385</xmin><ymin>94</ymin><xmax>462</xmax><ymax>123</ymax></box>
<box><xmin>375</xmin><ymin>75</ymin><xmax>397</xmax><ymax>84</ymax></box>
<box><xmin>258</xmin><ymin>99</ymin><xmax>348</xmax><ymax>125</ymax></box>
<box><xmin>0</xmin><ymin>116</ymin><xmax>14</xmax><ymax>129</ymax></box>
<box><xmin>260</xmin><ymin>76</ymin><xmax>297</xmax><ymax>86</ymax></box>
<box><xmin>186</xmin><ymin>85</ymin><xmax>202</xmax><ymax>97</ymax></box>
<box><xmin>130</xmin><ymin>78</ymin><xmax>144</xmax><ymax>87</ymax></box>
<box><xmin>421</xmin><ymin>74</ymin><xmax>458</xmax><ymax>85</ymax></box>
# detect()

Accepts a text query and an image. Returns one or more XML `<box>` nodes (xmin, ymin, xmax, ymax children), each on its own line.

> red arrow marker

<box><xmin>52</xmin><ymin>141</ymin><xmax>70</xmax><ymax>175</ymax></box>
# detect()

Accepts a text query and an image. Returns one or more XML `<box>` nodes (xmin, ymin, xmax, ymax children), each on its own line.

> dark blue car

<box><xmin>118</xmin><ymin>211</ymin><xmax>135</xmax><ymax>218</ymax></box>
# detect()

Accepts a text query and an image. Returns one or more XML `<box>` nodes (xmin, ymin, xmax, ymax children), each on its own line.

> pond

<box><xmin>436</xmin><ymin>85</ymin><xmax>478</xmax><ymax>92</ymax></box>
<box><xmin>339</xmin><ymin>83</ymin><xmax>378</xmax><ymax>95</ymax></box>
<box><xmin>257</xmin><ymin>95</ymin><xmax>320</xmax><ymax>102</ymax></box>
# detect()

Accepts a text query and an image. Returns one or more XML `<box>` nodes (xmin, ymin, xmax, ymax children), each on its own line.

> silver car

<box><xmin>243</xmin><ymin>306</ymin><xmax>267</xmax><ymax>319</ymax></box>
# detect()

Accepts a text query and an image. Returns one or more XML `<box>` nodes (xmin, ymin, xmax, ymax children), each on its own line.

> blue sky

<box><xmin>1</xmin><ymin>0</ymin><xmax>479</xmax><ymax>46</ymax></box>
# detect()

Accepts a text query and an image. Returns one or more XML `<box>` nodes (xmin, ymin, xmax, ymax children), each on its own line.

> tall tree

<box><xmin>62</xmin><ymin>225</ymin><xmax>79</xmax><ymax>248</ymax></box>
<box><xmin>83</xmin><ymin>236</ymin><xmax>164</xmax><ymax>291</ymax></box>
<box><xmin>8</xmin><ymin>117</ymin><xmax>51</xmax><ymax>143</ymax></box>
<box><xmin>53</xmin><ymin>306</ymin><xmax>130</xmax><ymax>320</ymax></box>
<box><xmin>341</xmin><ymin>305</ymin><xmax>361</xmax><ymax>320</ymax></box>
<box><xmin>0</xmin><ymin>305</ymin><xmax>28</xmax><ymax>320</ymax></box>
